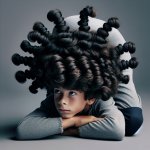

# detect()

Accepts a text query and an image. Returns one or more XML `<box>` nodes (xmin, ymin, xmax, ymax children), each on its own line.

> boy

<box><xmin>12</xmin><ymin>6</ymin><xmax>143</xmax><ymax>140</ymax></box>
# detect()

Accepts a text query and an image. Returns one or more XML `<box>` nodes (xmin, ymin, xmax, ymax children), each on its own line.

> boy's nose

<box><xmin>57</xmin><ymin>94</ymin><xmax>68</xmax><ymax>105</ymax></box>
<box><xmin>59</xmin><ymin>97</ymin><xmax>68</xmax><ymax>105</ymax></box>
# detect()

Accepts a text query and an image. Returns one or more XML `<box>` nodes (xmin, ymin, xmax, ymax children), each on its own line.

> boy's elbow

<box><xmin>113</xmin><ymin>127</ymin><xmax>125</xmax><ymax>141</ymax></box>
<box><xmin>15</xmin><ymin>123</ymin><xmax>27</xmax><ymax>140</ymax></box>
<box><xmin>15</xmin><ymin>118</ymin><xmax>33</xmax><ymax>140</ymax></box>
<box><xmin>111</xmin><ymin>118</ymin><xmax>125</xmax><ymax>141</ymax></box>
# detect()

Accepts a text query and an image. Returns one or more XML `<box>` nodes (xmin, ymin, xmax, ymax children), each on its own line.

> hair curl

<box><xmin>12</xmin><ymin>6</ymin><xmax>138</xmax><ymax>101</ymax></box>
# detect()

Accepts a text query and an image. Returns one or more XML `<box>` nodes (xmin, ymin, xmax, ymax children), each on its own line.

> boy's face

<box><xmin>54</xmin><ymin>87</ymin><xmax>95</xmax><ymax>119</ymax></box>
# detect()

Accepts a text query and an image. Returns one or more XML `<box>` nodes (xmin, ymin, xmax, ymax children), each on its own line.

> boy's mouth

<box><xmin>59</xmin><ymin>108</ymin><xmax>71</xmax><ymax>112</ymax></box>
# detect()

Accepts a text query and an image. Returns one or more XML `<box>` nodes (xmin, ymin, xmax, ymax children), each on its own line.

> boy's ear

<box><xmin>86</xmin><ymin>98</ymin><xmax>95</xmax><ymax>105</ymax></box>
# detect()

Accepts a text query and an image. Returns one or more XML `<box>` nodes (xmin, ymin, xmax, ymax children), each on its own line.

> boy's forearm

<box><xmin>62</xmin><ymin>117</ymin><xmax>76</xmax><ymax>129</ymax></box>
<box><xmin>62</xmin><ymin>116</ymin><xmax>102</xmax><ymax>137</ymax></box>
<box><xmin>16</xmin><ymin>115</ymin><xmax>63</xmax><ymax>140</ymax></box>
<box><xmin>73</xmin><ymin>115</ymin><xmax>101</xmax><ymax>127</ymax></box>
<box><xmin>62</xmin><ymin>115</ymin><xmax>101</xmax><ymax>129</ymax></box>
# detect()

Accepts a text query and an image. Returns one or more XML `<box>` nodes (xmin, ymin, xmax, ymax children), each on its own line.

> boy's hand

<box><xmin>73</xmin><ymin>115</ymin><xmax>100</xmax><ymax>127</ymax></box>
<box><xmin>62</xmin><ymin>115</ymin><xmax>103</xmax><ymax>129</ymax></box>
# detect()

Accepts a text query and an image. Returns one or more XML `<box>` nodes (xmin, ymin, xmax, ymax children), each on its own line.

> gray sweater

<box><xmin>16</xmin><ymin>16</ymin><xmax>142</xmax><ymax>141</ymax></box>
<box><xmin>16</xmin><ymin>95</ymin><xmax>125</xmax><ymax>140</ymax></box>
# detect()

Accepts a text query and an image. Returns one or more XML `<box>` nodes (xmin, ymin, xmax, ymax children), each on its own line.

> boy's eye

<box><xmin>69</xmin><ymin>91</ymin><xmax>76</xmax><ymax>96</ymax></box>
<box><xmin>54</xmin><ymin>89</ymin><xmax>61</xmax><ymax>94</ymax></box>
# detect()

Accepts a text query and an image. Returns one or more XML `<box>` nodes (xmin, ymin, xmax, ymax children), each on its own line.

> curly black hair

<box><xmin>11</xmin><ymin>6</ymin><xmax>138</xmax><ymax>101</ymax></box>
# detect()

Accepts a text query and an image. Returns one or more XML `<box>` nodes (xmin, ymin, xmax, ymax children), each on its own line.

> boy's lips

<box><xmin>59</xmin><ymin>108</ymin><xmax>70</xmax><ymax>112</ymax></box>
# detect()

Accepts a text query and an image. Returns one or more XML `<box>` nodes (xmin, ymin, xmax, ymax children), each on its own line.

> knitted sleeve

<box><xmin>16</xmin><ymin>97</ymin><xmax>63</xmax><ymax>140</ymax></box>
<box><xmin>78</xmin><ymin>97</ymin><xmax>125</xmax><ymax>140</ymax></box>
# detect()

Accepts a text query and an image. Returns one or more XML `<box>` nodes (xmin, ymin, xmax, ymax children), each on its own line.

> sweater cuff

<box><xmin>59</xmin><ymin>117</ymin><xmax>64</xmax><ymax>134</ymax></box>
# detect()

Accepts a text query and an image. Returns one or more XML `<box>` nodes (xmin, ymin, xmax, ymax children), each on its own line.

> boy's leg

<box><xmin>119</xmin><ymin>107</ymin><xmax>143</xmax><ymax>136</ymax></box>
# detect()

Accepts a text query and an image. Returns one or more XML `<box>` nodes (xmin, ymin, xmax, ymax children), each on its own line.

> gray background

<box><xmin>0</xmin><ymin>0</ymin><xmax>150</xmax><ymax>150</ymax></box>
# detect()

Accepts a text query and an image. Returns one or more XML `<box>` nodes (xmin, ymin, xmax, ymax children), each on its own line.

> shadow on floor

<box><xmin>0</xmin><ymin>123</ymin><xmax>17</xmax><ymax>140</ymax></box>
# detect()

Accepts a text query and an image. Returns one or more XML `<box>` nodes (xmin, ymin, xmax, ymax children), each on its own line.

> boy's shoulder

<box><xmin>92</xmin><ymin>97</ymin><xmax>115</xmax><ymax>108</ymax></box>
<box><xmin>89</xmin><ymin>97</ymin><xmax>116</xmax><ymax>116</ymax></box>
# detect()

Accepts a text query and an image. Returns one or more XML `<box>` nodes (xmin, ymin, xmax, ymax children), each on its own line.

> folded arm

<box><xmin>62</xmin><ymin>98</ymin><xmax>125</xmax><ymax>141</ymax></box>
<box><xmin>77</xmin><ymin>98</ymin><xmax>125</xmax><ymax>141</ymax></box>
<box><xmin>16</xmin><ymin>108</ymin><xmax>63</xmax><ymax>140</ymax></box>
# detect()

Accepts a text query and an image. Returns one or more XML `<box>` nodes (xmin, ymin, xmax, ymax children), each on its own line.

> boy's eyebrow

<box><xmin>54</xmin><ymin>88</ymin><xmax>61</xmax><ymax>92</ymax></box>
<box><xmin>68</xmin><ymin>89</ymin><xmax>83</xmax><ymax>93</ymax></box>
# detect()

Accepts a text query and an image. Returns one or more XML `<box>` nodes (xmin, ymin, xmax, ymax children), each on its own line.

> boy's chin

<box><xmin>61</xmin><ymin>114</ymin><xmax>74</xmax><ymax>119</ymax></box>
